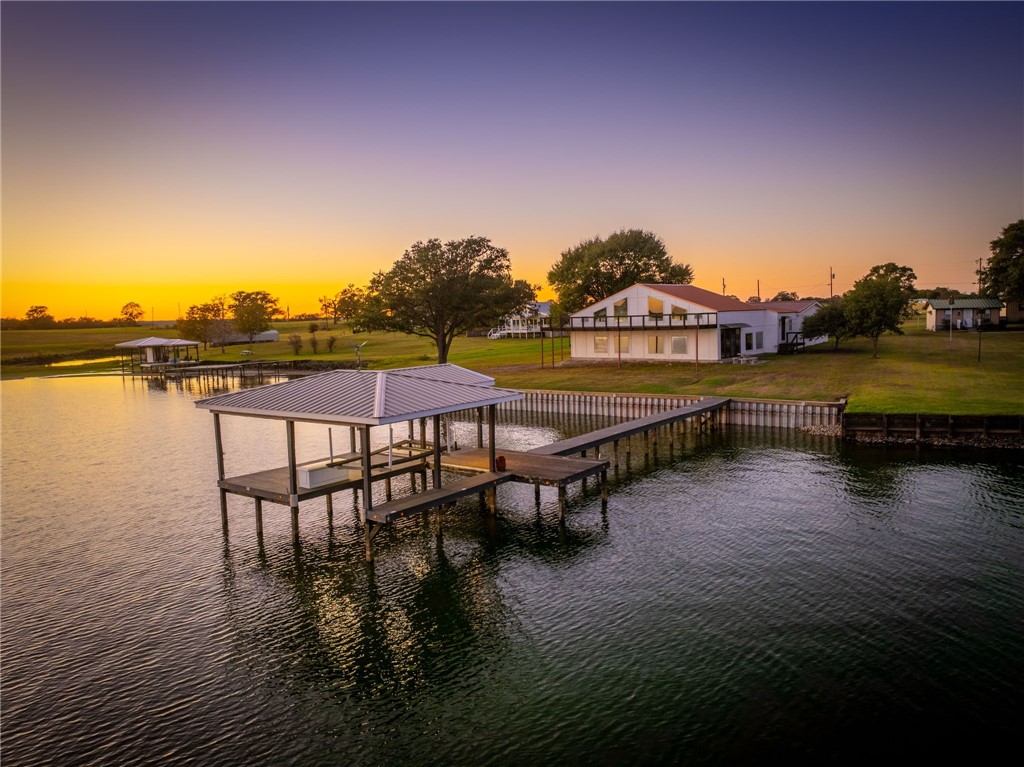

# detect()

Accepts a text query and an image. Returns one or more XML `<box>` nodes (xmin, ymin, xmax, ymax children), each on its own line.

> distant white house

<box><xmin>566</xmin><ymin>284</ymin><xmax>824</xmax><ymax>362</ymax></box>
<box><xmin>488</xmin><ymin>301</ymin><xmax>551</xmax><ymax>338</ymax></box>
<box><xmin>924</xmin><ymin>298</ymin><xmax>1003</xmax><ymax>330</ymax></box>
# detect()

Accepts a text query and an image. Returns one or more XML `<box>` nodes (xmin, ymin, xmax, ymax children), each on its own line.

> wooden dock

<box><xmin>364</xmin><ymin>472</ymin><xmax>511</xmax><ymax>524</ymax></box>
<box><xmin>530</xmin><ymin>397</ymin><xmax>730</xmax><ymax>457</ymax></box>
<box><xmin>209</xmin><ymin>382</ymin><xmax>730</xmax><ymax>559</ymax></box>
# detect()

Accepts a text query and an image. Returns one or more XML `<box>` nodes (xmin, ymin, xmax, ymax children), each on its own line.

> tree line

<box><xmin>2</xmin><ymin>302</ymin><xmax>147</xmax><ymax>330</ymax></box>
<box><xmin>8</xmin><ymin>219</ymin><xmax>1017</xmax><ymax>365</ymax></box>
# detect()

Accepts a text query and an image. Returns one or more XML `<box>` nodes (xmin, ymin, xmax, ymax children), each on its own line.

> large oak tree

<box><xmin>361</xmin><ymin>236</ymin><xmax>535</xmax><ymax>363</ymax></box>
<box><xmin>547</xmin><ymin>229</ymin><xmax>693</xmax><ymax>313</ymax></box>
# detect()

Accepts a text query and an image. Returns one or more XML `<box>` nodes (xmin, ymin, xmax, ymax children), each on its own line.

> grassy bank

<box><xmin>2</xmin><ymin>322</ymin><xmax>1021</xmax><ymax>415</ymax></box>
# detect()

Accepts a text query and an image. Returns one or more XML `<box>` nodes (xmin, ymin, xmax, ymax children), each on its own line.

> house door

<box><xmin>779</xmin><ymin>316</ymin><xmax>789</xmax><ymax>344</ymax></box>
<box><xmin>720</xmin><ymin>328</ymin><xmax>741</xmax><ymax>358</ymax></box>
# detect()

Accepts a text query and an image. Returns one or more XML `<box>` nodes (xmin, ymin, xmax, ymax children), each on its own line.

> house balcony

<box><xmin>545</xmin><ymin>313</ymin><xmax>720</xmax><ymax>331</ymax></box>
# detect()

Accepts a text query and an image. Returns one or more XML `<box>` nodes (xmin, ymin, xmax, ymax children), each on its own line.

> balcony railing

<box><xmin>541</xmin><ymin>313</ymin><xmax>719</xmax><ymax>331</ymax></box>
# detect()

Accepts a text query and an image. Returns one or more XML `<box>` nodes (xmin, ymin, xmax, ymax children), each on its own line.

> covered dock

<box><xmin>196</xmin><ymin>364</ymin><xmax>606</xmax><ymax>560</ymax></box>
<box><xmin>116</xmin><ymin>337</ymin><xmax>201</xmax><ymax>375</ymax></box>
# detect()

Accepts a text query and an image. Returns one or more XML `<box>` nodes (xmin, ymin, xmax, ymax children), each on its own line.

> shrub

<box><xmin>326</xmin><ymin>335</ymin><xmax>337</xmax><ymax>352</ymax></box>
<box><xmin>288</xmin><ymin>334</ymin><xmax>303</xmax><ymax>354</ymax></box>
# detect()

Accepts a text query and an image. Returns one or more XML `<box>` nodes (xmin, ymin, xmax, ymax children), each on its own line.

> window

<box><xmin>614</xmin><ymin>335</ymin><xmax>630</xmax><ymax>353</ymax></box>
<box><xmin>755</xmin><ymin>332</ymin><xmax>764</xmax><ymax>350</ymax></box>
<box><xmin>594</xmin><ymin>308</ymin><xmax>608</xmax><ymax>323</ymax></box>
<box><xmin>648</xmin><ymin>296</ymin><xmax>664</xmax><ymax>319</ymax></box>
<box><xmin>594</xmin><ymin>335</ymin><xmax>609</xmax><ymax>353</ymax></box>
<box><xmin>648</xmin><ymin>336</ymin><xmax>664</xmax><ymax>354</ymax></box>
<box><xmin>745</xmin><ymin>333</ymin><xmax>754</xmax><ymax>351</ymax></box>
<box><xmin>671</xmin><ymin>305</ymin><xmax>687</xmax><ymax>318</ymax></box>
<box><xmin>671</xmin><ymin>336</ymin><xmax>688</xmax><ymax>354</ymax></box>
<box><xmin>613</xmin><ymin>298</ymin><xmax>628</xmax><ymax>318</ymax></box>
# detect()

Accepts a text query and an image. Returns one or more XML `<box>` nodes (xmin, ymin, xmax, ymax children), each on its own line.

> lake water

<box><xmin>2</xmin><ymin>376</ymin><xmax>1022</xmax><ymax>765</ymax></box>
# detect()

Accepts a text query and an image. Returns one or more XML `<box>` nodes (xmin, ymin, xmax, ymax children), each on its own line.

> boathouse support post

<box><xmin>557</xmin><ymin>485</ymin><xmax>567</xmax><ymax>521</ymax></box>
<box><xmin>213</xmin><ymin>413</ymin><xmax>229</xmax><ymax>531</ymax></box>
<box><xmin>286</xmin><ymin>419</ymin><xmax>299</xmax><ymax>544</ymax></box>
<box><xmin>325</xmin><ymin>493</ymin><xmax>333</xmax><ymax>525</ymax></box>
<box><xmin>360</xmin><ymin>425</ymin><xmax>375</xmax><ymax>561</ymax></box>
<box><xmin>255</xmin><ymin>498</ymin><xmax>264</xmax><ymax>539</ymax></box>
<box><xmin>477</xmin><ymin>407</ymin><xmax>484</xmax><ymax>448</ymax></box>
<box><xmin>432</xmin><ymin>415</ymin><xmax>442</xmax><ymax>489</ymax></box>
<box><xmin>488</xmin><ymin>405</ymin><xmax>497</xmax><ymax>471</ymax></box>
<box><xmin>486</xmin><ymin>405</ymin><xmax>498</xmax><ymax>514</ymax></box>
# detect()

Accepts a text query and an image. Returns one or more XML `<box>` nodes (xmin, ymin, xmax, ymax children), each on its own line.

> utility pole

<box><xmin>830</xmin><ymin>267</ymin><xmax>835</xmax><ymax>299</ymax></box>
<box><xmin>757</xmin><ymin>279</ymin><xmax>760</xmax><ymax>301</ymax></box>
<box><xmin>722</xmin><ymin>278</ymin><xmax>726</xmax><ymax>296</ymax></box>
<box><xmin>976</xmin><ymin>257</ymin><xmax>984</xmax><ymax>294</ymax></box>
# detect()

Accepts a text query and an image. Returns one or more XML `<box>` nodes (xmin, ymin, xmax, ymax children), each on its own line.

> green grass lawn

<box><xmin>3</xmin><ymin>322</ymin><xmax>1022</xmax><ymax>415</ymax></box>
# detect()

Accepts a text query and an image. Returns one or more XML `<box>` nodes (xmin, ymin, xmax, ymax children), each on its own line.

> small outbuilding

<box><xmin>924</xmin><ymin>298</ymin><xmax>1004</xmax><ymax>331</ymax></box>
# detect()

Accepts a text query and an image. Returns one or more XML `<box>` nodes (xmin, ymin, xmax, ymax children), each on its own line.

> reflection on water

<box><xmin>2</xmin><ymin>376</ymin><xmax>1022</xmax><ymax>765</ymax></box>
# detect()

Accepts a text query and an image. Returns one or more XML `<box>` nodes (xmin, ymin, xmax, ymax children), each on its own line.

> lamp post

<box><xmin>948</xmin><ymin>297</ymin><xmax>954</xmax><ymax>342</ymax></box>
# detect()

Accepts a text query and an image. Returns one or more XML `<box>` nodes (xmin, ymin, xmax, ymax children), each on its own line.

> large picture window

<box><xmin>594</xmin><ymin>335</ymin><xmax>609</xmax><ymax>353</ymax></box>
<box><xmin>614</xmin><ymin>335</ymin><xmax>630</xmax><ymax>353</ymax></box>
<box><xmin>671</xmin><ymin>336</ymin><xmax>688</xmax><ymax>354</ymax></box>
<box><xmin>648</xmin><ymin>336</ymin><xmax>664</xmax><ymax>354</ymax></box>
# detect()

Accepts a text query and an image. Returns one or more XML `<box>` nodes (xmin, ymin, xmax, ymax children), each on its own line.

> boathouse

<box><xmin>196</xmin><ymin>365</ymin><xmax>522</xmax><ymax>558</ymax></box>
<box><xmin>566</xmin><ymin>284</ymin><xmax>825</xmax><ymax>362</ymax></box>
<box><xmin>115</xmin><ymin>337</ymin><xmax>200</xmax><ymax>374</ymax></box>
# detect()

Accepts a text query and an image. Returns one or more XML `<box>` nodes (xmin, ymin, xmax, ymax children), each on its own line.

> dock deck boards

<box><xmin>219</xmin><ymin>460</ymin><xmax>425</xmax><ymax>505</ymax></box>
<box><xmin>364</xmin><ymin>472</ymin><xmax>511</xmax><ymax>524</ymax></box>
<box><xmin>529</xmin><ymin>397</ymin><xmax>730</xmax><ymax>456</ymax></box>
<box><xmin>436</xmin><ymin>448</ymin><xmax>608</xmax><ymax>485</ymax></box>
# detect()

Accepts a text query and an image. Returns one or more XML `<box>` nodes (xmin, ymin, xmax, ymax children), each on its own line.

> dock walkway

<box><xmin>365</xmin><ymin>472</ymin><xmax>511</xmax><ymax>524</ymax></box>
<box><xmin>529</xmin><ymin>397</ymin><xmax>730</xmax><ymax>457</ymax></box>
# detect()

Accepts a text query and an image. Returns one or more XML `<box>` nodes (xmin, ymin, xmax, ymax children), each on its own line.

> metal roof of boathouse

<box><xmin>115</xmin><ymin>337</ymin><xmax>200</xmax><ymax>348</ymax></box>
<box><xmin>195</xmin><ymin>364</ymin><xmax>522</xmax><ymax>426</ymax></box>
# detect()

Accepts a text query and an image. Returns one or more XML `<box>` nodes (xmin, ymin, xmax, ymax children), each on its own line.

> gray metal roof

<box><xmin>926</xmin><ymin>298</ymin><xmax>1004</xmax><ymax>310</ymax></box>
<box><xmin>383</xmin><ymin>363</ymin><xmax>495</xmax><ymax>386</ymax></box>
<box><xmin>195</xmin><ymin>364</ymin><xmax>522</xmax><ymax>425</ymax></box>
<box><xmin>115</xmin><ymin>337</ymin><xmax>201</xmax><ymax>348</ymax></box>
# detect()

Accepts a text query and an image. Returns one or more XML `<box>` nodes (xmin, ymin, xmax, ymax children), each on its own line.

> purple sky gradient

<box><xmin>3</xmin><ymin>1</ymin><xmax>1022</xmax><ymax>318</ymax></box>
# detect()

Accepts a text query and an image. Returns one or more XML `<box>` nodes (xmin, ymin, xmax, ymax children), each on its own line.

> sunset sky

<box><xmin>2</xmin><ymin>1</ymin><xmax>1022</xmax><ymax>320</ymax></box>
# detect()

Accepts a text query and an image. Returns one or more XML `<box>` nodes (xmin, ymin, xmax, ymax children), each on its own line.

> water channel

<box><xmin>2</xmin><ymin>375</ymin><xmax>1022</xmax><ymax>765</ymax></box>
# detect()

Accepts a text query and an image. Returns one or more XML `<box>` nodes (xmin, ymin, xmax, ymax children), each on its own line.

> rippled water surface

<box><xmin>3</xmin><ymin>376</ymin><xmax>1023</xmax><ymax>765</ymax></box>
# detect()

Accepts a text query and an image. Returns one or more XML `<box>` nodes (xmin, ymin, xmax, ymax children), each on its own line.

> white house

<box><xmin>488</xmin><ymin>301</ymin><xmax>551</xmax><ymax>338</ymax></box>
<box><xmin>566</xmin><ymin>284</ymin><xmax>824</xmax><ymax>362</ymax></box>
